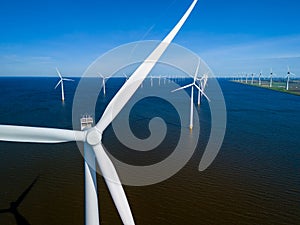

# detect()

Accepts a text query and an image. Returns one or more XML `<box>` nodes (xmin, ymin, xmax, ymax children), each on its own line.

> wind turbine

<box><xmin>98</xmin><ymin>73</ymin><xmax>110</xmax><ymax>95</ymax></box>
<box><xmin>0</xmin><ymin>1</ymin><xmax>198</xmax><ymax>224</ymax></box>
<box><xmin>0</xmin><ymin>176</ymin><xmax>39</xmax><ymax>225</ymax></box>
<box><xmin>269</xmin><ymin>68</ymin><xmax>275</xmax><ymax>88</ymax></box>
<box><xmin>251</xmin><ymin>73</ymin><xmax>254</xmax><ymax>85</ymax></box>
<box><xmin>172</xmin><ymin>60</ymin><xmax>209</xmax><ymax>131</ymax></box>
<box><xmin>258</xmin><ymin>71</ymin><xmax>262</xmax><ymax>86</ymax></box>
<box><xmin>245</xmin><ymin>73</ymin><xmax>248</xmax><ymax>84</ymax></box>
<box><xmin>123</xmin><ymin>72</ymin><xmax>129</xmax><ymax>81</ymax></box>
<box><xmin>55</xmin><ymin>68</ymin><xmax>74</xmax><ymax>101</ymax></box>
<box><xmin>286</xmin><ymin>66</ymin><xmax>295</xmax><ymax>90</ymax></box>
<box><xmin>197</xmin><ymin>73</ymin><xmax>208</xmax><ymax>106</ymax></box>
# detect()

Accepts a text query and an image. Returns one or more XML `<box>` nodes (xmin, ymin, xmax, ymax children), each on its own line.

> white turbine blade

<box><xmin>98</xmin><ymin>72</ymin><xmax>105</xmax><ymax>79</ymax></box>
<box><xmin>171</xmin><ymin>83</ymin><xmax>193</xmax><ymax>92</ymax></box>
<box><xmin>93</xmin><ymin>143</ymin><xmax>135</xmax><ymax>225</ymax></box>
<box><xmin>291</xmin><ymin>72</ymin><xmax>296</xmax><ymax>76</ymax></box>
<box><xmin>63</xmin><ymin>78</ymin><xmax>75</xmax><ymax>82</ymax></box>
<box><xmin>194</xmin><ymin>85</ymin><xmax>210</xmax><ymax>102</ymax></box>
<box><xmin>197</xmin><ymin>76</ymin><xmax>205</xmax><ymax>81</ymax></box>
<box><xmin>0</xmin><ymin>125</ymin><xmax>85</xmax><ymax>143</ymax></box>
<box><xmin>54</xmin><ymin>80</ymin><xmax>62</xmax><ymax>89</ymax></box>
<box><xmin>96</xmin><ymin>0</ymin><xmax>198</xmax><ymax>132</ymax></box>
<box><xmin>193</xmin><ymin>59</ymin><xmax>200</xmax><ymax>81</ymax></box>
<box><xmin>56</xmin><ymin>67</ymin><xmax>63</xmax><ymax>79</ymax></box>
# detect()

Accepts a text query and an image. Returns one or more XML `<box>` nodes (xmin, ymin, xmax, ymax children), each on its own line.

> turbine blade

<box><xmin>14</xmin><ymin>176</ymin><xmax>39</xmax><ymax>208</ymax></box>
<box><xmin>171</xmin><ymin>83</ymin><xmax>193</xmax><ymax>92</ymax></box>
<box><xmin>0</xmin><ymin>125</ymin><xmax>85</xmax><ymax>143</ymax></box>
<box><xmin>194</xmin><ymin>85</ymin><xmax>210</xmax><ymax>101</ymax></box>
<box><xmin>93</xmin><ymin>143</ymin><xmax>135</xmax><ymax>225</ymax></box>
<box><xmin>193</xmin><ymin>59</ymin><xmax>200</xmax><ymax>81</ymax></box>
<box><xmin>62</xmin><ymin>78</ymin><xmax>74</xmax><ymax>82</ymax></box>
<box><xmin>98</xmin><ymin>72</ymin><xmax>105</xmax><ymax>79</ymax></box>
<box><xmin>54</xmin><ymin>80</ymin><xmax>62</xmax><ymax>89</ymax></box>
<box><xmin>95</xmin><ymin>0</ymin><xmax>198</xmax><ymax>132</ymax></box>
<box><xmin>56</xmin><ymin>67</ymin><xmax>62</xmax><ymax>79</ymax></box>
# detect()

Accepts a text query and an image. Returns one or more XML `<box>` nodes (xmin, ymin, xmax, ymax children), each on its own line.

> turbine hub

<box><xmin>86</xmin><ymin>128</ymin><xmax>102</xmax><ymax>146</ymax></box>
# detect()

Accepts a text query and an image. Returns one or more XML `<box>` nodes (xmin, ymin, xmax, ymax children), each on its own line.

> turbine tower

<box><xmin>150</xmin><ymin>75</ymin><xmax>153</xmax><ymax>87</ymax></box>
<box><xmin>251</xmin><ymin>73</ymin><xmax>254</xmax><ymax>85</ymax></box>
<box><xmin>286</xmin><ymin>66</ymin><xmax>295</xmax><ymax>91</ymax></box>
<box><xmin>55</xmin><ymin>68</ymin><xmax>74</xmax><ymax>101</ymax></box>
<box><xmin>172</xmin><ymin>59</ymin><xmax>209</xmax><ymax>131</ymax></box>
<box><xmin>0</xmin><ymin>1</ymin><xmax>198</xmax><ymax>225</ymax></box>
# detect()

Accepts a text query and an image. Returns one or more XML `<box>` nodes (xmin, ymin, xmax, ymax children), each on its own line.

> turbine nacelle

<box><xmin>86</xmin><ymin>128</ymin><xmax>102</xmax><ymax>146</ymax></box>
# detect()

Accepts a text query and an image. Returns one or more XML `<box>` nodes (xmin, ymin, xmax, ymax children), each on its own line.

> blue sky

<box><xmin>0</xmin><ymin>0</ymin><xmax>299</xmax><ymax>77</ymax></box>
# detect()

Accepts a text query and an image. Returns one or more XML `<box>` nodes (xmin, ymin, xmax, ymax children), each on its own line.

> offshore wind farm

<box><xmin>231</xmin><ymin>67</ymin><xmax>300</xmax><ymax>96</ymax></box>
<box><xmin>0</xmin><ymin>76</ymin><xmax>299</xmax><ymax>225</ymax></box>
<box><xmin>1</xmin><ymin>0</ymin><xmax>300</xmax><ymax>225</ymax></box>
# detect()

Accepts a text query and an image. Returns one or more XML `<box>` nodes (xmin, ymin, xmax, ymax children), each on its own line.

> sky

<box><xmin>0</xmin><ymin>0</ymin><xmax>300</xmax><ymax>77</ymax></box>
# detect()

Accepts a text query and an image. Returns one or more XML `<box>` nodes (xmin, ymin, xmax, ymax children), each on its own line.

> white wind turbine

<box><xmin>251</xmin><ymin>73</ymin><xmax>254</xmax><ymax>85</ymax></box>
<box><xmin>269</xmin><ymin>68</ymin><xmax>275</xmax><ymax>88</ymax></box>
<box><xmin>172</xmin><ymin>60</ymin><xmax>210</xmax><ymax>130</ymax></box>
<box><xmin>196</xmin><ymin>73</ymin><xmax>208</xmax><ymax>106</ymax></box>
<box><xmin>0</xmin><ymin>1</ymin><xmax>198</xmax><ymax>225</ymax></box>
<box><xmin>98</xmin><ymin>73</ymin><xmax>110</xmax><ymax>95</ymax></box>
<box><xmin>245</xmin><ymin>73</ymin><xmax>248</xmax><ymax>84</ymax></box>
<box><xmin>55</xmin><ymin>68</ymin><xmax>74</xmax><ymax>101</ymax></box>
<box><xmin>258</xmin><ymin>71</ymin><xmax>262</xmax><ymax>86</ymax></box>
<box><xmin>150</xmin><ymin>75</ymin><xmax>153</xmax><ymax>87</ymax></box>
<box><xmin>286</xmin><ymin>66</ymin><xmax>295</xmax><ymax>91</ymax></box>
<box><xmin>123</xmin><ymin>72</ymin><xmax>129</xmax><ymax>81</ymax></box>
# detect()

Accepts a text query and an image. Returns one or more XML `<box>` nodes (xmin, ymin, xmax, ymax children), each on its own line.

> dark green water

<box><xmin>0</xmin><ymin>78</ymin><xmax>299</xmax><ymax>225</ymax></box>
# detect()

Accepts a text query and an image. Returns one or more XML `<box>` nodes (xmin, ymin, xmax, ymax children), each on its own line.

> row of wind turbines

<box><xmin>105</xmin><ymin>69</ymin><xmax>210</xmax><ymax>131</ymax></box>
<box><xmin>235</xmin><ymin>66</ymin><xmax>297</xmax><ymax>91</ymax></box>
<box><xmin>55</xmin><ymin>68</ymin><xmax>201</xmax><ymax>102</ymax></box>
<box><xmin>0</xmin><ymin>1</ymin><xmax>200</xmax><ymax>225</ymax></box>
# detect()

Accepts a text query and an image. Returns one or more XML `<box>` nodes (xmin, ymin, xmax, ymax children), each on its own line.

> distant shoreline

<box><xmin>231</xmin><ymin>80</ymin><xmax>300</xmax><ymax>96</ymax></box>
